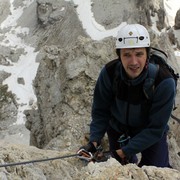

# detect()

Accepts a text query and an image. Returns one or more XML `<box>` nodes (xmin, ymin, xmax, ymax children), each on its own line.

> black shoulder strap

<box><xmin>150</xmin><ymin>47</ymin><xmax>168</xmax><ymax>61</ymax></box>
<box><xmin>143</xmin><ymin>63</ymin><xmax>159</xmax><ymax>100</ymax></box>
<box><xmin>105</xmin><ymin>59</ymin><xmax>120</xmax><ymax>84</ymax></box>
<box><xmin>150</xmin><ymin>47</ymin><xmax>179</xmax><ymax>84</ymax></box>
<box><xmin>105</xmin><ymin>59</ymin><xmax>121</xmax><ymax>96</ymax></box>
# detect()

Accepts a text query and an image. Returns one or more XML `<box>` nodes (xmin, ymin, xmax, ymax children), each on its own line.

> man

<box><xmin>79</xmin><ymin>24</ymin><xmax>176</xmax><ymax>167</ymax></box>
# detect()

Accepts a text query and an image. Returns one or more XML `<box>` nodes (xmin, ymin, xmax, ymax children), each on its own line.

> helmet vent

<box><xmin>118</xmin><ymin>38</ymin><xmax>123</xmax><ymax>42</ymax></box>
<box><xmin>139</xmin><ymin>36</ymin><xmax>144</xmax><ymax>40</ymax></box>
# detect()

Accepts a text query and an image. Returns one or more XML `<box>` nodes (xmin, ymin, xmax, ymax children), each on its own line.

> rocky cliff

<box><xmin>0</xmin><ymin>0</ymin><xmax>180</xmax><ymax>179</ymax></box>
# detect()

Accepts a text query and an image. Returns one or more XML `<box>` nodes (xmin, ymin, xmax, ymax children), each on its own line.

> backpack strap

<box><xmin>151</xmin><ymin>47</ymin><xmax>168</xmax><ymax>61</ymax></box>
<box><xmin>150</xmin><ymin>47</ymin><xmax>179</xmax><ymax>85</ymax></box>
<box><xmin>143</xmin><ymin>63</ymin><xmax>159</xmax><ymax>100</ymax></box>
<box><xmin>105</xmin><ymin>59</ymin><xmax>121</xmax><ymax>95</ymax></box>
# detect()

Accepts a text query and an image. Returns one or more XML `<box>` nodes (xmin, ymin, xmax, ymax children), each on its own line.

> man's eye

<box><xmin>123</xmin><ymin>54</ymin><xmax>131</xmax><ymax>57</ymax></box>
<box><xmin>136</xmin><ymin>53</ymin><xmax>143</xmax><ymax>57</ymax></box>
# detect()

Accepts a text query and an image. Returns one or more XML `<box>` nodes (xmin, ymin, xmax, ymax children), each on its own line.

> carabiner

<box><xmin>77</xmin><ymin>149</ymin><xmax>93</xmax><ymax>161</ymax></box>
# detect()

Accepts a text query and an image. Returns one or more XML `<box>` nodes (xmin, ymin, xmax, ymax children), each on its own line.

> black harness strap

<box><xmin>171</xmin><ymin>114</ymin><xmax>180</xmax><ymax>123</ymax></box>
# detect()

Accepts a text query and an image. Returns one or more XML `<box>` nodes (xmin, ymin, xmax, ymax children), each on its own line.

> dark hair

<box><xmin>116</xmin><ymin>47</ymin><xmax>151</xmax><ymax>60</ymax></box>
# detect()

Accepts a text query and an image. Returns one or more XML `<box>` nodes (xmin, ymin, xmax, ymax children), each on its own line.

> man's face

<box><xmin>120</xmin><ymin>48</ymin><xmax>147</xmax><ymax>79</ymax></box>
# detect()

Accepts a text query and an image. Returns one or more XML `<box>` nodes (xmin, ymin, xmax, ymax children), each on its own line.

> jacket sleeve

<box><xmin>89</xmin><ymin>66</ymin><xmax>114</xmax><ymax>143</ymax></box>
<box><xmin>122</xmin><ymin>78</ymin><xmax>176</xmax><ymax>157</ymax></box>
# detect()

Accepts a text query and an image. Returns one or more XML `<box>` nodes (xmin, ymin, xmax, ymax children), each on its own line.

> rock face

<box><xmin>24</xmin><ymin>0</ymin><xmax>180</xmax><ymax>169</ymax></box>
<box><xmin>0</xmin><ymin>0</ymin><xmax>180</xmax><ymax>178</ymax></box>
<box><xmin>25</xmin><ymin>36</ymin><xmax>116</xmax><ymax>149</ymax></box>
<box><xmin>0</xmin><ymin>143</ymin><xmax>179</xmax><ymax>179</ymax></box>
<box><xmin>0</xmin><ymin>0</ymin><xmax>20</xmax><ymax>139</ymax></box>
<box><xmin>0</xmin><ymin>84</ymin><xmax>18</xmax><ymax>142</ymax></box>
<box><xmin>175</xmin><ymin>9</ymin><xmax>180</xmax><ymax>29</ymax></box>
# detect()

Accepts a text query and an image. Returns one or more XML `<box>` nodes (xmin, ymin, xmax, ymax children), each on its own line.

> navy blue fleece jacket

<box><xmin>90</xmin><ymin>61</ymin><xmax>176</xmax><ymax>157</ymax></box>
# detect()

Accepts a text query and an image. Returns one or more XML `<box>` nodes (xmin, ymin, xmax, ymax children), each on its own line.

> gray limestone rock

<box><xmin>0</xmin><ymin>0</ymin><xmax>180</xmax><ymax>178</ymax></box>
<box><xmin>175</xmin><ymin>9</ymin><xmax>180</xmax><ymax>29</ymax></box>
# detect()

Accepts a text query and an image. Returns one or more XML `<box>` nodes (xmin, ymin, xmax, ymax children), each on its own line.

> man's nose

<box><xmin>130</xmin><ymin>55</ymin><xmax>138</xmax><ymax>64</ymax></box>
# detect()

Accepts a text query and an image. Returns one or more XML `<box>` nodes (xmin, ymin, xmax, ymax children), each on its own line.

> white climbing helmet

<box><xmin>116</xmin><ymin>24</ymin><xmax>150</xmax><ymax>49</ymax></box>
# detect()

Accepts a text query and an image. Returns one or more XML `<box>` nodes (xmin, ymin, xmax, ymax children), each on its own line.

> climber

<box><xmin>78</xmin><ymin>24</ymin><xmax>176</xmax><ymax>167</ymax></box>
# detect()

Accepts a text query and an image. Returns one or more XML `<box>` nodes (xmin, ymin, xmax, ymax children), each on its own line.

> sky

<box><xmin>0</xmin><ymin>0</ymin><xmax>179</xmax><ymax>143</ymax></box>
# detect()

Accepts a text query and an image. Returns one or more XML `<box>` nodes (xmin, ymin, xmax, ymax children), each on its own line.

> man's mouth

<box><xmin>129</xmin><ymin>66</ymin><xmax>139</xmax><ymax>71</ymax></box>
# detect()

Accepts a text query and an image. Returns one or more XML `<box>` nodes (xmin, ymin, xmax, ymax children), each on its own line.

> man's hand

<box><xmin>116</xmin><ymin>149</ymin><xmax>126</xmax><ymax>159</ymax></box>
<box><xmin>112</xmin><ymin>149</ymin><xmax>128</xmax><ymax>165</ymax></box>
<box><xmin>79</xmin><ymin>142</ymin><xmax>97</xmax><ymax>153</ymax></box>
